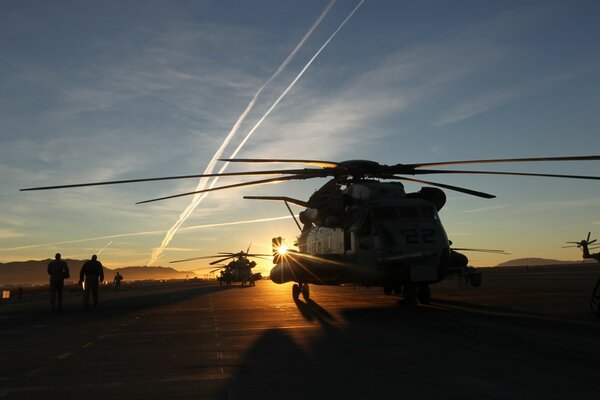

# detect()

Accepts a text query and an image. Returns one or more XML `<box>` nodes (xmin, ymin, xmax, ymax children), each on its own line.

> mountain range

<box><xmin>0</xmin><ymin>259</ymin><xmax>197</xmax><ymax>286</ymax></box>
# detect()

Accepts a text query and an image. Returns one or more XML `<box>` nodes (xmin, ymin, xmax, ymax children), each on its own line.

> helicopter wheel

<box><xmin>400</xmin><ymin>284</ymin><xmax>418</xmax><ymax>306</ymax></box>
<box><xmin>301</xmin><ymin>283</ymin><xmax>310</xmax><ymax>300</ymax></box>
<box><xmin>292</xmin><ymin>283</ymin><xmax>301</xmax><ymax>301</ymax></box>
<box><xmin>591</xmin><ymin>277</ymin><xmax>600</xmax><ymax>318</ymax></box>
<box><xmin>457</xmin><ymin>274</ymin><xmax>469</xmax><ymax>290</ymax></box>
<box><xmin>417</xmin><ymin>283</ymin><xmax>431</xmax><ymax>305</ymax></box>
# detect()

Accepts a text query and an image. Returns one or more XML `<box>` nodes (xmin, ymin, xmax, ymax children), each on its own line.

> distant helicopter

<box><xmin>21</xmin><ymin>154</ymin><xmax>600</xmax><ymax>305</ymax></box>
<box><xmin>564</xmin><ymin>232</ymin><xmax>600</xmax><ymax>317</ymax></box>
<box><xmin>170</xmin><ymin>246</ymin><xmax>271</xmax><ymax>286</ymax></box>
<box><xmin>564</xmin><ymin>232</ymin><xmax>600</xmax><ymax>262</ymax></box>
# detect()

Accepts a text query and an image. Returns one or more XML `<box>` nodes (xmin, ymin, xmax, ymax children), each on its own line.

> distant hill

<box><xmin>0</xmin><ymin>259</ymin><xmax>196</xmax><ymax>286</ymax></box>
<box><xmin>495</xmin><ymin>258</ymin><xmax>586</xmax><ymax>267</ymax></box>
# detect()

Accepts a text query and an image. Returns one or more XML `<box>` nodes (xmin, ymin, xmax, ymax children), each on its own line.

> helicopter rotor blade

<box><xmin>587</xmin><ymin>232</ymin><xmax>591</xmax><ymax>242</ymax></box>
<box><xmin>243</xmin><ymin>195</ymin><xmax>309</xmax><ymax>208</ymax></box>
<box><xmin>407</xmin><ymin>169</ymin><xmax>600</xmax><ymax>181</ymax></box>
<box><xmin>588</xmin><ymin>239</ymin><xmax>597</xmax><ymax>245</ymax></box>
<box><xmin>452</xmin><ymin>247</ymin><xmax>509</xmax><ymax>254</ymax></box>
<box><xmin>136</xmin><ymin>174</ymin><xmax>317</xmax><ymax>204</ymax></box>
<box><xmin>220</xmin><ymin>158</ymin><xmax>340</xmax><ymax>168</ymax></box>
<box><xmin>19</xmin><ymin>168</ymin><xmax>319</xmax><ymax>192</ymax></box>
<box><xmin>394</xmin><ymin>177</ymin><xmax>496</xmax><ymax>199</ymax></box>
<box><xmin>406</xmin><ymin>155</ymin><xmax>600</xmax><ymax>169</ymax></box>
<box><xmin>209</xmin><ymin>256</ymin><xmax>236</xmax><ymax>265</ymax></box>
<box><xmin>170</xmin><ymin>254</ymin><xmax>241</xmax><ymax>263</ymax></box>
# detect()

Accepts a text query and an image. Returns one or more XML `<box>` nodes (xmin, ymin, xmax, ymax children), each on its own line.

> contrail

<box><xmin>96</xmin><ymin>240</ymin><xmax>113</xmax><ymax>256</ymax></box>
<box><xmin>1</xmin><ymin>216</ymin><xmax>294</xmax><ymax>252</ymax></box>
<box><xmin>147</xmin><ymin>0</ymin><xmax>340</xmax><ymax>265</ymax></box>
<box><xmin>218</xmin><ymin>0</ymin><xmax>366</xmax><ymax>166</ymax></box>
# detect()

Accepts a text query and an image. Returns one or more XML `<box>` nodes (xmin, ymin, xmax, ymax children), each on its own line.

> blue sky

<box><xmin>1</xmin><ymin>0</ymin><xmax>599</xmax><ymax>273</ymax></box>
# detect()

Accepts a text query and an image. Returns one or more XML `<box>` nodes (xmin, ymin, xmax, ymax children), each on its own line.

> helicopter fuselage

<box><xmin>270</xmin><ymin>181</ymin><xmax>453</xmax><ymax>288</ymax></box>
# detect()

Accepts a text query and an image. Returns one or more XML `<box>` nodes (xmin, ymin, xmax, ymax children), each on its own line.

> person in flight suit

<box><xmin>79</xmin><ymin>254</ymin><xmax>104</xmax><ymax>309</ymax></box>
<box><xmin>47</xmin><ymin>253</ymin><xmax>70</xmax><ymax>311</ymax></box>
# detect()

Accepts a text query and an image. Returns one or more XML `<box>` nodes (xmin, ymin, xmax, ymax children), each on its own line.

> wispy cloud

<box><xmin>0</xmin><ymin>229</ymin><xmax>24</xmax><ymax>239</ymax></box>
<box><xmin>528</xmin><ymin>197</ymin><xmax>600</xmax><ymax>211</ymax></box>
<box><xmin>0</xmin><ymin>215</ymin><xmax>293</xmax><ymax>252</ymax></box>
<box><xmin>433</xmin><ymin>69</ymin><xmax>589</xmax><ymax>126</ymax></box>
<box><xmin>463</xmin><ymin>204</ymin><xmax>507</xmax><ymax>214</ymax></box>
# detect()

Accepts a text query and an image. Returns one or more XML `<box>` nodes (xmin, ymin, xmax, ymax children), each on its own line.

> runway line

<box><xmin>25</xmin><ymin>367</ymin><xmax>44</xmax><ymax>377</ymax></box>
<box><xmin>56</xmin><ymin>352</ymin><xmax>72</xmax><ymax>360</ymax></box>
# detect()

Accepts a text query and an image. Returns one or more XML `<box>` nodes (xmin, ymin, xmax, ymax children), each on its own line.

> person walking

<box><xmin>48</xmin><ymin>253</ymin><xmax>70</xmax><ymax>311</ymax></box>
<box><xmin>79</xmin><ymin>255</ymin><xmax>104</xmax><ymax>309</ymax></box>
<box><xmin>113</xmin><ymin>271</ymin><xmax>123</xmax><ymax>292</ymax></box>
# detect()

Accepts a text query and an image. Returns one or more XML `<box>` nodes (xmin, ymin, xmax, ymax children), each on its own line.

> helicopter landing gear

<box><xmin>292</xmin><ymin>283</ymin><xmax>310</xmax><ymax>301</ymax></box>
<box><xmin>417</xmin><ymin>283</ymin><xmax>431</xmax><ymax>305</ymax></box>
<box><xmin>591</xmin><ymin>277</ymin><xmax>600</xmax><ymax>319</ymax></box>
<box><xmin>301</xmin><ymin>283</ymin><xmax>310</xmax><ymax>300</ymax></box>
<box><xmin>399</xmin><ymin>283</ymin><xmax>418</xmax><ymax>306</ymax></box>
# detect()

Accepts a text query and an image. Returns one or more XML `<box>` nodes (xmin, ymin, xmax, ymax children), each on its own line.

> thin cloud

<box><xmin>433</xmin><ymin>69</ymin><xmax>589</xmax><ymax>126</ymax></box>
<box><xmin>0</xmin><ymin>215</ymin><xmax>293</xmax><ymax>252</ymax></box>
<box><xmin>0</xmin><ymin>229</ymin><xmax>24</xmax><ymax>239</ymax></box>
<box><xmin>463</xmin><ymin>204</ymin><xmax>507</xmax><ymax>214</ymax></box>
<box><xmin>528</xmin><ymin>197</ymin><xmax>600</xmax><ymax>211</ymax></box>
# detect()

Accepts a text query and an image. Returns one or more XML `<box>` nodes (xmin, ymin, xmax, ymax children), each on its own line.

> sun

<box><xmin>277</xmin><ymin>244</ymin><xmax>288</xmax><ymax>256</ymax></box>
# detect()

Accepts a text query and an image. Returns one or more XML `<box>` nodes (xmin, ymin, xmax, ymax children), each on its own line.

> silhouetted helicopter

<box><xmin>564</xmin><ymin>232</ymin><xmax>600</xmax><ymax>262</ymax></box>
<box><xmin>21</xmin><ymin>154</ymin><xmax>600</xmax><ymax>304</ymax></box>
<box><xmin>170</xmin><ymin>245</ymin><xmax>270</xmax><ymax>286</ymax></box>
<box><xmin>564</xmin><ymin>232</ymin><xmax>600</xmax><ymax>318</ymax></box>
<box><xmin>447</xmin><ymin>242</ymin><xmax>510</xmax><ymax>290</ymax></box>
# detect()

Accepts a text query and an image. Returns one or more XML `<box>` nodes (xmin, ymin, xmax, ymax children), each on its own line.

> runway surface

<box><xmin>1</xmin><ymin>266</ymin><xmax>600</xmax><ymax>399</ymax></box>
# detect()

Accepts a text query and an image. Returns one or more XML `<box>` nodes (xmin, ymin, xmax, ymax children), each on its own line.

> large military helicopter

<box><xmin>170</xmin><ymin>246</ymin><xmax>270</xmax><ymax>286</ymax></box>
<box><xmin>21</xmin><ymin>154</ymin><xmax>600</xmax><ymax>304</ymax></box>
<box><xmin>564</xmin><ymin>232</ymin><xmax>600</xmax><ymax>317</ymax></box>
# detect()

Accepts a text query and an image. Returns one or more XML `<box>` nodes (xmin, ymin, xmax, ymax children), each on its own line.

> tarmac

<box><xmin>1</xmin><ymin>265</ymin><xmax>600</xmax><ymax>399</ymax></box>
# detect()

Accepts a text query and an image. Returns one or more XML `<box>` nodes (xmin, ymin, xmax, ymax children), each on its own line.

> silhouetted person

<box><xmin>113</xmin><ymin>271</ymin><xmax>123</xmax><ymax>292</ymax></box>
<box><xmin>48</xmin><ymin>253</ymin><xmax>70</xmax><ymax>311</ymax></box>
<box><xmin>79</xmin><ymin>254</ymin><xmax>104</xmax><ymax>309</ymax></box>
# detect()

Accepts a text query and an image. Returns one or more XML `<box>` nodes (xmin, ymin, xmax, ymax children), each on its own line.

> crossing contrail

<box><xmin>96</xmin><ymin>240</ymin><xmax>113</xmax><ymax>256</ymax></box>
<box><xmin>147</xmin><ymin>0</ymin><xmax>361</xmax><ymax>266</ymax></box>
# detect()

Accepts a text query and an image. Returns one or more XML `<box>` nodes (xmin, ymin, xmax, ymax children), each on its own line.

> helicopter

<box><xmin>564</xmin><ymin>232</ymin><xmax>600</xmax><ymax>317</ymax></box>
<box><xmin>21</xmin><ymin>154</ymin><xmax>600</xmax><ymax>305</ymax></box>
<box><xmin>564</xmin><ymin>232</ymin><xmax>600</xmax><ymax>262</ymax></box>
<box><xmin>170</xmin><ymin>246</ymin><xmax>271</xmax><ymax>286</ymax></box>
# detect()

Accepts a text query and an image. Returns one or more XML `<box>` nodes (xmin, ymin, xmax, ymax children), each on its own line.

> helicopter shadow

<box><xmin>293</xmin><ymin>297</ymin><xmax>336</xmax><ymax>323</ymax></box>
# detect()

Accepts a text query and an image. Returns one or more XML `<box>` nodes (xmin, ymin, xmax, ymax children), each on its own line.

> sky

<box><xmin>1</xmin><ymin>0</ymin><xmax>600</xmax><ymax>275</ymax></box>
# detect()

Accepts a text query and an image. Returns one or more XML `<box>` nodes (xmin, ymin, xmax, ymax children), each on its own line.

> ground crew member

<box><xmin>113</xmin><ymin>271</ymin><xmax>123</xmax><ymax>292</ymax></box>
<box><xmin>79</xmin><ymin>254</ymin><xmax>104</xmax><ymax>309</ymax></box>
<box><xmin>48</xmin><ymin>253</ymin><xmax>70</xmax><ymax>311</ymax></box>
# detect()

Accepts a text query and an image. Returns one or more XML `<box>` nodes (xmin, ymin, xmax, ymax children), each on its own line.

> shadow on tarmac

<box><xmin>0</xmin><ymin>283</ymin><xmax>235</xmax><ymax>327</ymax></box>
<box><xmin>220</xmin><ymin>296</ymin><xmax>600</xmax><ymax>399</ymax></box>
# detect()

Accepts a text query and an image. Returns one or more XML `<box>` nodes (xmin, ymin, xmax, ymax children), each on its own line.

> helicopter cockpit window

<box><xmin>398</xmin><ymin>206</ymin><xmax>420</xmax><ymax>219</ymax></box>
